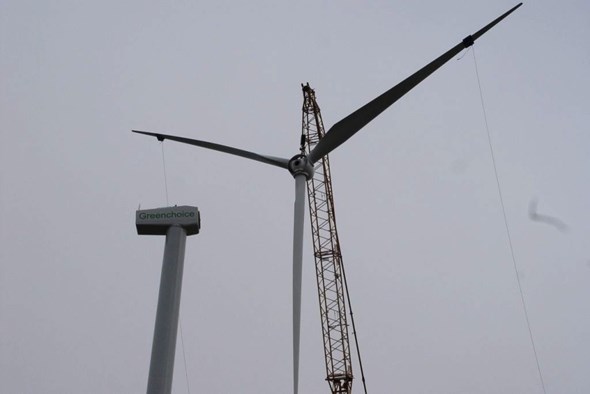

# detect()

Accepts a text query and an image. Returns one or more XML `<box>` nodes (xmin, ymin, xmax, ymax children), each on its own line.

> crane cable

<box><xmin>470</xmin><ymin>48</ymin><xmax>548</xmax><ymax>394</ymax></box>
<box><xmin>340</xmin><ymin>258</ymin><xmax>368</xmax><ymax>394</ymax></box>
<box><xmin>161</xmin><ymin>141</ymin><xmax>170</xmax><ymax>206</ymax></box>
<box><xmin>160</xmin><ymin>141</ymin><xmax>192</xmax><ymax>394</ymax></box>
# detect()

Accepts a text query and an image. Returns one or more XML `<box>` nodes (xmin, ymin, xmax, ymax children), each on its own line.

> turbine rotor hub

<box><xmin>288</xmin><ymin>154</ymin><xmax>314</xmax><ymax>179</ymax></box>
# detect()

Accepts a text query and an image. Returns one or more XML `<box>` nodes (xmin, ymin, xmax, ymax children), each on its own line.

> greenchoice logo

<box><xmin>139</xmin><ymin>211</ymin><xmax>196</xmax><ymax>220</ymax></box>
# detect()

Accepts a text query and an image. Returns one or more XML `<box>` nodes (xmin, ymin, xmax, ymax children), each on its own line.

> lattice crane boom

<box><xmin>302</xmin><ymin>83</ymin><xmax>355</xmax><ymax>394</ymax></box>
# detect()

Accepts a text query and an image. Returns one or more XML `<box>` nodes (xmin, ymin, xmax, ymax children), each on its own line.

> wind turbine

<box><xmin>133</xmin><ymin>4</ymin><xmax>522</xmax><ymax>393</ymax></box>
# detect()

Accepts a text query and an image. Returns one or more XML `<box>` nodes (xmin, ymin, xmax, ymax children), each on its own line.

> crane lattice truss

<box><xmin>302</xmin><ymin>83</ymin><xmax>354</xmax><ymax>394</ymax></box>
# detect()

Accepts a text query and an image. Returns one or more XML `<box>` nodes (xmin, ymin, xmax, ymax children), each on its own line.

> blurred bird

<box><xmin>528</xmin><ymin>198</ymin><xmax>568</xmax><ymax>232</ymax></box>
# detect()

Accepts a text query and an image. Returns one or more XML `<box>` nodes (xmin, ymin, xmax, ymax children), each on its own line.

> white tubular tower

<box><xmin>136</xmin><ymin>205</ymin><xmax>201</xmax><ymax>394</ymax></box>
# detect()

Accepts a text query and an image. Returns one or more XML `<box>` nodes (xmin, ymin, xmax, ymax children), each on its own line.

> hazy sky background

<box><xmin>1</xmin><ymin>1</ymin><xmax>589</xmax><ymax>393</ymax></box>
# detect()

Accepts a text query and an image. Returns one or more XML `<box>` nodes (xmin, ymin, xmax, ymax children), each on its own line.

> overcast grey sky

<box><xmin>1</xmin><ymin>1</ymin><xmax>589</xmax><ymax>393</ymax></box>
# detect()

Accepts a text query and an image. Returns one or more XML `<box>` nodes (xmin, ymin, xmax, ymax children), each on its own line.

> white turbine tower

<box><xmin>134</xmin><ymin>4</ymin><xmax>522</xmax><ymax>393</ymax></box>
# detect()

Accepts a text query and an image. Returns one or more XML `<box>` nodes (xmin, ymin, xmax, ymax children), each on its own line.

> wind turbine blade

<box><xmin>292</xmin><ymin>175</ymin><xmax>306</xmax><ymax>394</ymax></box>
<box><xmin>308</xmin><ymin>3</ymin><xmax>523</xmax><ymax>164</ymax></box>
<box><xmin>132</xmin><ymin>130</ymin><xmax>290</xmax><ymax>170</ymax></box>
